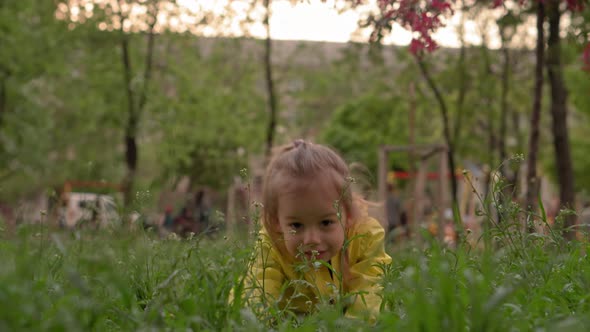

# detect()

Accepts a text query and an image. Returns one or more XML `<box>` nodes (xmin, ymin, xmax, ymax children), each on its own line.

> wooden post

<box><xmin>408</xmin><ymin>83</ymin><xmax>416</xmax><ymax>172</ymax></box>
<box><xmin>379</xmin><ymin>143</ymin><xmax>449</xmax><ymax>243</ymax></box>
<box><xmin>378</xmin><ymin>146</ymin><xmax>388</xmax><ymax>229</ymax></box>
<box><xmin>413</xmin><ymin>161</ymin><xmax>428</xmax><ymax>242</ymax></box>
<box><xmin>437</xmin><ymin>147</ymin><xmax>450</xmax><ymax>240</ymax></box>
<box><xmin>226</xmin><ymin>178</ymin><xmax>237</xmax><ymax>235</ymax></box>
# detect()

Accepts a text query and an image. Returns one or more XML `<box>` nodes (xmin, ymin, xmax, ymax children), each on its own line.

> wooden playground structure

<box><xmin>377</xmin><ymin>143</ymin><xmax>458</xmax><ymax>242</ymax></box>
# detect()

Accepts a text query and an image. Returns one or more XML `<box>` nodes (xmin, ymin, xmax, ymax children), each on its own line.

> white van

<box><xmin>59</xmin><ymin>192</ymin><xmax>120</xmax><ymax>228</ymax></box>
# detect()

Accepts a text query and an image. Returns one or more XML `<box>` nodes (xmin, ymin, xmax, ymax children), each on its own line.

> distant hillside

<box><xmin>191</xmin><ymin>36</ymin><xmax>407</xmax><ymax>68</ymax></box>
<box><xmin>187</xmin><ymin>36</ymin><xmax>524</xmax><ymax>73</ymax></box>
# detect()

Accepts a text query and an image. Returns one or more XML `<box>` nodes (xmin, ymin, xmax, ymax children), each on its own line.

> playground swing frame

<box><xmin>378</xmin><ymin>143</ymin><xmax>451</xmax><ymax>241</ymax></box>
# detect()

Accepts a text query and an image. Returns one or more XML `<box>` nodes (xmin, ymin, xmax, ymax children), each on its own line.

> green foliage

<box><xmin>3</xmin><ymin>181</ymin><xmax>590</xmax><ymax>331</ymax></box>
<box><xmin>152</xmin><ymin>37</ymin><xmax>266</xmax><ymax>189</ymax></box>
<box><xmin>565</xmin><ymin>61</ymin><xmax>590</xmax><ymax>194</ymax></box>
<box><xmin>537</xmin><ymin>41</ymin><xmax>590</xmax><ymax>194</ymax></box>
<box><xmin>1</xmin><ymin>3</ymin><xmax>269</xmax><ymax>198</ymax></box>
<box><xmin>283</xmin><ymin>42</ymin><xmax>392</xmax><ymax>137</ymax></box>
<box><xmin>0</xmin><ymin>1</ymin><xmax>95</xmax><ymax>197</ymax></box>
<box><xmin>322</xmin><ymin>95</ymin><xmax>405</xmax><ymax>177</ymax></box>
<box><xmin>0</xmin><ymin>227</ymin><xmax>254</xmax><ymax>331</ymax></box>
<box><xmin>1</xmin><ymin>1</ymin><xmax>589</xmax><ymax>213</ymax></box>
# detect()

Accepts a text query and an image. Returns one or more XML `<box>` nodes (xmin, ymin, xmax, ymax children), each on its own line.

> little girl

<box><xmin>245</xmin><ymin>139</ymin><xmax>391</xmax><ymax>321</ymax></box>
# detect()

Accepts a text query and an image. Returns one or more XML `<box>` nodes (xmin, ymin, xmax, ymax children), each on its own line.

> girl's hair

<box><xmin>261</xmin><ymin>139</ymin><xmax>371</xmax><ymax>293</ymax></box>
<box><xmin>262</xmin><ymin>139</ymin><xmax>364</xmax><ymax>248</ymax></box>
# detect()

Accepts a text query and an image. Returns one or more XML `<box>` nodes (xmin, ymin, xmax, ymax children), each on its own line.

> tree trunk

<box><xmin>415</xmin><ymin>56</ymin><xmax>458</xmax><ymax>205</ymax></box>
<box><xmin>453</xmin><ymin>0</ymin><xmax>467</xmax><ymax>145</ymax></box>
<box><xmin>479</xmin><ymin>33</ymin><xmax>497</xmax><ymax>201</ymax></box>
<box><xmin>510</xmin><ymin>108</ymin><xmax>521</xmax><ymax>191</ymax></box>
<box><xmin>119</xmin><ymin>3</ymin><xmax>158</xmax><ymax>209</ymax></box>
<box><xmin>138</xmin><ymin>21</ymin><xmax>156</xmax><ymax>111</ymax></box>
<box><xmin>498</xmin><ymin>27</ymin><xmax>517</xmax><ymax>219</ymax></box>
<box><xmin>0</xmin><ymin>65</ymin><xmax>9</xmax><ymax>128</ymax></box>
<box><xmin>510</xmin><ymin>72</ymin><xmax>522</xmax><ymax>197</ymax></box>
<box><xmin>124</xmin><ymin>132</ymin><xmax>138</xmax><ymax>207</ymax></box>
<box><xmin>525</xmin><ymin>1</ymin><xmax>545</xmax><ymax>229</ymax></box>
<box><xmin>121</xmin><ymin>35</ymin><xmax>137</xmax><ymax>208</ymax></box>
<box><xmin>499</xmin><ymin>42</ymin><xmax>509</xmax><ymax>179</ymax></box>
<box><xmin>546</xmin><ymin>0</ymin><xmax>576</xmax><ymax>239</ymax></box>
<box><xmin>264</xmin><ymin>0</ymin><xmax>278</xmax><ymax>159</ymax></box>
<box><xmin>0</xmin><ymin>75</ymin><xmax>6</xmax><ymax>128</ymax></box>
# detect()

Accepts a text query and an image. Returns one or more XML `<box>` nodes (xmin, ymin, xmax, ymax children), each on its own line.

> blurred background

<box><xmin>0</xmin><ymin>0</ymin><xmax>588</xmax><ymax>240</ymax></box>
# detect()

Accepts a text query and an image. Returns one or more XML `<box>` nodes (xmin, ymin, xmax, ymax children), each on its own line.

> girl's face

<box><xmin>275</xmin><ymin>177</ymin><xmax>347</xmax><ymax>262</ymax></box>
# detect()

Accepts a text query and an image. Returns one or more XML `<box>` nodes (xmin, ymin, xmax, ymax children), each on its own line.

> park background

<box><xmin>1</xmin><ymin>0</ymin><xmax>590</xmax><ymax>330</ymax></box>
<box><xmin>1</xmin><ymin>0</ymin><xmax>589</xmax><ymax>229</ymax></box>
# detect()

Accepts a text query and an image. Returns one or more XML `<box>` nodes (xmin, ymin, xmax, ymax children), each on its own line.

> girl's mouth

<box><xmin>304</xmin><ymin>250</ymin><xmax>326</xmax><ymax>261</ymax></box>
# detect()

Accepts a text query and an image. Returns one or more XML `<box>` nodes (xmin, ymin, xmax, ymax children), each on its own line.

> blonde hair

<box><xmin>262</xmin><ymin>139</ymin><xmax>364</xmax><ymax>250</ymax></box>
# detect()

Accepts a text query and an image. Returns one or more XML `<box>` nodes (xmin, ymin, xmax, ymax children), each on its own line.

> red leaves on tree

<box><xmin>432</xmin><ymin>0</ymin><xmax>452</xmax><ymax>12</ymax></box>
<box><xmin>565</xmin><ymin>0</ymin><xmax>585</xmax><ymax>11</ymax></box>
<box><xmin>372</xmin><ymin>0</ymin><xmax>453</xmax><ymax>56</ymax></box>
<box><xmin>356</xmin><ymin>0</ymin><xmax>585</xmax><ymax>57</ymax></box>
<box><xmin>492</xmin><ymin>0</ymin><xmax>505</xmax><ymax>8</ymax></box>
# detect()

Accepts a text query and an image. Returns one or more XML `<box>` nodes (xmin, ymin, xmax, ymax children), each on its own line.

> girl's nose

<box><xmin>303</xmin><ymin>229</ymin><xmax>320</xmax><ymax>245</ymax></box>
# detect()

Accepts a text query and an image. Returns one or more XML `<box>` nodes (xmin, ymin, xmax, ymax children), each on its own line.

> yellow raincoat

<box><xmin>245</xmin><ymin>216</ymin><xmax>391</xmax><ymax>321</ymax></box>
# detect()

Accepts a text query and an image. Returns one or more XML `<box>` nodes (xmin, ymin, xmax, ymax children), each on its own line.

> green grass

<box><xmin>2</xmin><ymin>207</ymin><xmax>590</xmax><ymax>331</ymax></box>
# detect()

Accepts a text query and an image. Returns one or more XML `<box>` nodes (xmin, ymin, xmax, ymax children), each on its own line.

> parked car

<box><xmin>59</xmin><ymin>192</ymin><xmax>120</xmax><ymax>228</ymax></box>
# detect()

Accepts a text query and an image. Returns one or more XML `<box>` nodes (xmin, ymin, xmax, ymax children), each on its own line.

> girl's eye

<box><xmin>290</xmin><ymin>222</ymin><xmax>302</xmax><ymax>230</ymax></box>
<box><xmin>321</xmin><ymin>219</ymin><xmax>334</xmax><ymax>227</ymax></box>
